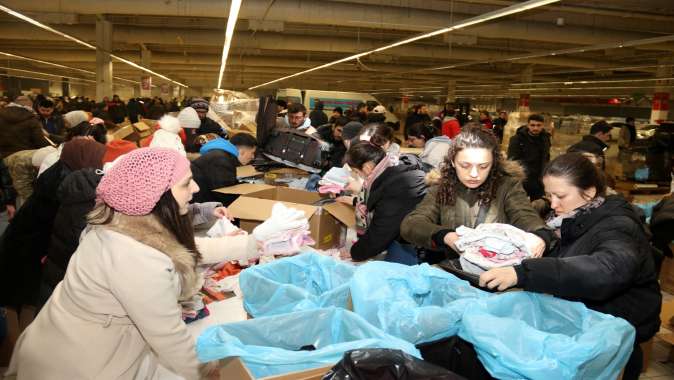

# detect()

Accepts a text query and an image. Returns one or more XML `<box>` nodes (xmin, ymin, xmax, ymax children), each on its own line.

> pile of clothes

<box><xmin>318</xmin><ymin>166</ymin><xmax>350</xmax><ymax>195</ymax></box>
<box><xmin>252</xmin><ymin>202</ymin><xmax>315</xmax><ymax>257</ymax></box>
<box><xmin>455</xmin><ymin>223</ymin><xmax>531</xmax><ymax>275</ymax></box>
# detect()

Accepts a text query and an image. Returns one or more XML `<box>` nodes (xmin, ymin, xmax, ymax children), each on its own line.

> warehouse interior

<box><xmin>1</xmin><ymin>1</ymin><xmax>674</xmax><ymax>379</ymax></box>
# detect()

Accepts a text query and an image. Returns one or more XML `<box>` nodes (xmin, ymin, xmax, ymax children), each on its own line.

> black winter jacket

<box><xmin>191</xmin><ymin>150</ymin><xmax>239</xmax><ymax>206</ymax></box>
<box><xmin>309</xmin><ymin>110</ymin><xmax>328</xmax><ymax>127</ymax></box>
<box><xmin>42</xmin><ymin>169</ymin><xmax>102</xmax><ymax>288</ymax></box>
<box><xmin>316</xmin><ymin>124</ymin><xmax>347</xmax><ymax>169</ymax></box>
<box><xmin>507</xmin><ymin>126</ymin><xmax>551</xmax><ymax>199</ymax></box>
<box><xmin>514</xmin><ymin>196</ymin><xmax>661</xmax><ymax>343</ymax></box>
<box><xmin>0</xmin><ymin>161</ymin><xmax>71</xmax><ymax>307</ymax></box>
<box><xmin>351</xmin><ymin>155</ymin><xmax>427</xmax><ymax>261</ymax></box>
<box><xmin>0</xmin><ymin>160</ymin><xmax>16</xmax><ymax>212</ymax></box>
<box><xmin>651</xmin><ymin>195</ymin><xmax>674</xmax><ymax>259</ymax></box>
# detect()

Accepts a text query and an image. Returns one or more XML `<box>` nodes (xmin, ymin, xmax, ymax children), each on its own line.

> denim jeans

<box><xmin>385</xmin><ymin>240</ymin><xmax>418</xmax><ymax>266</ymax></box>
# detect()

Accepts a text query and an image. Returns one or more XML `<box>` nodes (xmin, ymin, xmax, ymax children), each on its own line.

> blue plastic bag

<box><xmin>350</xmin><ymin>262</ymin><xmax>488</xmax><ymax>344</ymax></box>
<box><xmin>196</xmin><ymin>308</ymin><xmax>421</xmax><ymax>379</ymax></box>
<box><xmin>239</xmin><ymin>253</ymin><xmax>356</xmax><ymax>317</ymax></box>
<box><xmin>459</xmin><ymin>292</ymin><xmax>636</xmax><ymax>380</ymax></box>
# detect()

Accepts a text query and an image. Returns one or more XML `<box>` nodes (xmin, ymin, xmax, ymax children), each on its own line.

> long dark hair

<box><xmin>89</xmin><ymin>190</ymin><xmax>201</xmax><ymax>264</ymax></box>
<box><xmin>438</xmin><ymin>124</ymin><xmax>504</xmax><ymax>206</ymax></box>
<box><xmin>152</xmin><ymin>191</ymin><xmax>201</xmax><ymax>264</ymax></box>
<box><xmin>543</xmin><ymin>153</ymin><xmax>607</xmax><ymax>200</ymax></box>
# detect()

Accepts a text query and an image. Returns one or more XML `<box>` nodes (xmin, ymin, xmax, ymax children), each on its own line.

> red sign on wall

<box><xmin>653</xmin><ymin>92</ymin><xmax>670</xmax><ymax>111</ymax></box>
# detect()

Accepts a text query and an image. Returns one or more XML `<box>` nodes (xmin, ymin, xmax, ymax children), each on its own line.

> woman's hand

<box><xmin>212</xmin><ymin>206</ymin><xmax>233</xmax><ymax>221</ymax></box>
<box><xmin>336</xmin><ymin>196</ymin><xmax>355</xmax><ymax>206</ymax></box>
<box><xmin>443</xmin><ymin>232</ymin><xmax>460</xmax><ymax>251</ymax></box>
<box><xmin>479</xmin><ymin>267</ymin><xmax>518</xmax><ymax>291</ymax></box>
<box><xmin>524</xmin><ymin>233</ymin><xmax>545</xmax><ymax>258</ymax></box>
<box><xmin>345</xmin><ymin>178</ymin><xmax>362</xmax><ymax>193</ymax></box>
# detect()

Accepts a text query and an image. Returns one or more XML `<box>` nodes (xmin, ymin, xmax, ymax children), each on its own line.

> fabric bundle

<box><xmin>181</xmin><ymin>293</ymin><xmax>210</xmax><ymax>324</ymax></box>
<box><xmin>318</xmin><ymin>166</ymin><xmax>350</xmax><ymax>194</ymax></box>
<box><xmin>455</xmin><ymin>223</ymin><xmax>531</xmax><ymax>275</ymax></box>
<box><xmin>253</xmin><ymin>202</ymin><xmax>315</xmax><ymax>257</ymax></box>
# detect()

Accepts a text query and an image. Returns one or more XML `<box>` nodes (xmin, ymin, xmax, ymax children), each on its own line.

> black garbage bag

<box><xmin>322</xmin><ymin>348</ymin><xmax>465</xmax><ymax>380</ymax></box>
<box><xmin>417</xmin><ymin>336</ymin><xmax>495</xmax><ymax>380</ymax></box>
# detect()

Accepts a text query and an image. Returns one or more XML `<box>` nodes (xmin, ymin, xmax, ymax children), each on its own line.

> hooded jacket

<box><xmin>506</xmin><ymin>126</ymin><xmax>551</xmax><ymax>199</ymax></box>
<box><xmin>514</xmin><ymin>196</ymin><xmax>661</xmax><ymax>343</ymax></box>
<box><xmin>400</xmin><ymin>161</ymin><xmax>552</xmax><ymax>251</ymax></box>
<box><xmin>0</xmin><ymin>105</ymin><xmax>49</xmax><ymax>159</ymax></box>
<box><xmin>420</xmin><ymin>136</ymin><xmax>451</xmax><ymax>170</ymax></box>
<box><xmin>350</xmin><ymin>154</ymin><xmax>427</xmax><ymax>261</ymax></box>
<box><xmin>42</xmin><ymin>169</ymin><xmax>102</xmax><ymax>288</ymax></box>
<box><xmin>191</xmin><ymin>138</ymin><xmax>240</xmax><ymax>205</ymax></box>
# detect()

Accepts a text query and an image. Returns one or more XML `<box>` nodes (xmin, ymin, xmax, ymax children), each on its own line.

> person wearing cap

<box><xmin>366</xmin><ymin>104</ymin><xmax>387</xmax><ymax>124</ymax></box>
<box><xmin>35</xmin><ymin>97</ymin><xmax>65</xmax><ymax>140</ymax></box>
<box><xmin>149</xmin><ymin>115</ymin><xmax>186</xmax><ymax>156</ymax></box>
<box><xmin>341</xmin><ymin>121</ymin><xmax>364</xmax><ymax>150</ymax></box>
<box><xmin>189</xmin><ymin>97</ymin><xmax>226</xmax><ymax>138</ymax></box>
<box><xmin>4</xmin><ymin>148</ymin><xmax>220</xmax><ymax>379</ymax></box>
<box><xmin>0</xmin><ymin>95</ymin><xmax>50</xmax><ymax>159</ymax></box>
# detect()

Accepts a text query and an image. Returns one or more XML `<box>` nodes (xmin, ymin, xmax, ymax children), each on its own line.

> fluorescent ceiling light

<box><xmin>0</xmin><ymin>4</ymin><xmax>187</xmax><ymax>88</ymax></box>
<box><xmin>0</xmin><ymin>51</ymin><xmax>140</xmax><ymax>85</ymax></box>
<box><xmin>247</xmin><ymin>0</ymin><xmax>560</xmax><ymax>90</ymax></box>
<box><xmin>0</xmin><ymin>66</ymin><xmax>96</xmax><ymax>83</ymax></box>
<box><xmin>0</xmin><ymin>73</ymin><xmax>94</xmax><ymax>87</ymax></box>
<box><xmin>216</xmin><ymin>0</ymin><xmax>242</xmax><ymax>90</ymax></box>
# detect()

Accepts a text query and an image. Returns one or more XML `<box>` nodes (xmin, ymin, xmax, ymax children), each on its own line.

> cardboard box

<box><xmin>132</xmin><ymin>121</ymin><xmax>154</xmax><ymax>139</ymax></box>
<box><xmin>215</xmin><ymin>183</ymin><xmax>355</xmax><ymax>250</ymax></box>
<box><xmin>107</xmin><ymin>124</ymin><xmax>135</xmax><ymax>141</ymax></box>
<box><xmin>219</xmin><ymin>357</ymin><xmax>332</xmax><ymax>380</ymax></box>
<box><xmin>237</xmin><ymin>165</ymin><xmax>263</xmax><ymax>179</ymax></box>
<box><xmin>399</xmin><ymin>147</ymin><xmax>423</xmax><ymax>155</ymax></box>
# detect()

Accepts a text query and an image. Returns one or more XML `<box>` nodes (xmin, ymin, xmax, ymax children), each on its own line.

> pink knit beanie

<box><xmin>96</xmin><ymin>147</ymin><xmax>191</xmax><ymax>216</ymax></box>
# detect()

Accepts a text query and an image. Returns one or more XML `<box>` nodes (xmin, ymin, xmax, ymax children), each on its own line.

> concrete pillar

<box><xmin>95</xmin><ymin>16</ymin><xmax>113</xmax><ymax>101</ymax></box>
<box><xmin>61</xmin><ymin>78</ymin><xmax>70</xmax><ymax>97</ymax></box>
<box><xmin>518</xmin><ymin>65</ymin><xmax>533</xmax><ymax>114</ymax></box>
<box><xmin>140</xmin><ymin>48</ymin><xmax>152</xmax><ymax>98</ymax></box>
<box><xmin>651</xmin><ymin>57</ymin><xmax>673</xmax><ymax>124</ymax></box>
<box><xmin>446</xmin><ymin>80</ymin><xmax>456</xmax><ymax>104</ymax></box>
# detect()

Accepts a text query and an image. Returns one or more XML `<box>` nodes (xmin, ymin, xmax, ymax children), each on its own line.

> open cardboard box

<box><xmin>237</xmin><ymin>165</ymin><xmax>264</xmax><ymax>179</ymax></box>
<box><xmin>215</xmin><ymin>183</ymin><xmax>355</xmax><ymax>250</ymax></box>
<box><xmin>219</xmin><ymin>357</ymin><xmax>332</xmax><ymax>380</ymax></box>
<box><xmin>132</xmin><ymin>121</ymin><xmax>154</xmax><ymax>139</ymax></box>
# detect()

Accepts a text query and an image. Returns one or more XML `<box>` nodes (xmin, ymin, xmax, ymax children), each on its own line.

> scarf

<box><xmin>546</xmin><ymin>196</ymin><xmax>605</xmax><ymax>237</ymax></box>
<box><xmin>355</xmin><ymin>154</ymin><xmax>399</xmax><ymax>235</ymax></box>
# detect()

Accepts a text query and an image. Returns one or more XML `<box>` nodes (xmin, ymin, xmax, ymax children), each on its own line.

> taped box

<box><xmin>215</xmin><ymin>183</ymin><xmax>355</xmax><ymax>250</ymax></box>
<box><xmin>218</xmin><ymin>357</ymin><xmax>331</xmax><ymax>380</ymax></box>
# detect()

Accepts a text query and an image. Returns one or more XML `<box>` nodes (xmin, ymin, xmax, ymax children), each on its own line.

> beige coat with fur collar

<box><xmin>6</xmin><ymin>213</ymin><xmax>203</xmax><ymax>380</ymax></box>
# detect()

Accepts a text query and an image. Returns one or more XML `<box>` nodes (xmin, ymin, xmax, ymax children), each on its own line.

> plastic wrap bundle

<box><xmin>196</xmin><ymin>308</ymin><xmax>420</xmax><ymax>379</ymax></box>
<box><xmin>454</xmin><ymin>223</ymin><xmax>531</xmax><ymax>275</ymax></box>
<box><xmin>458</xmin><ymin>292</ymin><xmax>636</xmax><ymax>380</ymax></box>
<box><xmin>239</xmin><ymin>253</ymin><xmax>356</xmax><ymax>317</ymax></box>
<box><xmin>350</xmin><ymin>262</ymin><xmax>488</xmax><ymax>344</ymax></box>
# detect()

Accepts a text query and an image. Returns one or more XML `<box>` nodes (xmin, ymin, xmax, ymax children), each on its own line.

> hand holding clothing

<box><xmin>212</xmin><ymin>206</ymin><xmax>232</xmax><ymax>221</ymax></box>
<box><xmin>524</xmin><ymin>233</ymin><xmax>545</xmax><ymax>258</ymax></box>
<box><xmin>479</xmin><ymin>266</ymin><xmax>518</xmax><ymax>291</ymax></box>
<box><xmin>443</xmin><ymin>232</ymin><xmax>459</xmax><ymax>251</ymax></box>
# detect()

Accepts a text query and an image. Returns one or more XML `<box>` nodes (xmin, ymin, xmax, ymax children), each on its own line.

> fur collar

<box><xmin>91</xmin><ymin>206</ymin><xmax>200</xmax><ymax>300</ymax></box>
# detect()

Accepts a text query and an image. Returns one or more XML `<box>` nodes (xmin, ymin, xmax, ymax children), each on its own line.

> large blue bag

<box><xmin>459</xmin><ymin>292</ymin><xmax>636</xmax><ymax>380</ymax></box>
<box><xmin>350</xmin><ymin>262</ymin><xmax>488</xmax><ymax>344</ymax></box>
<box><xmin>239</xmin><ymin>253</ymin><xmax>355</xmax><ymax>317</ymax></box>
<box><xmin>196</xmin><ymin>308</ymin><xmax>420</xmax><ymax>379</ymax></box>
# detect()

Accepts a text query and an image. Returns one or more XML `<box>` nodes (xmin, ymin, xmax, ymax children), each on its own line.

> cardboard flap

<box><xmin>275</xmin><ymin>187</ymin><xmax>322</xmax><ymax>204</ymax></box>
<box><xmin>399</xmin><ymin>147</ymin><xmax>423</xmax><ymax>155</ymax></box>
<box><xmin>108</xmin><ymin>125</ymin><xmax>134</xmax><ymax>141</ymax></box>
<box><xmin>219</xmin><ymin>358</ymin><xmax>254</xmax><ymax>380</ymax></box>
<box><xmin>323</xmin><ymin>202</ymin><xmax>356</xmax><ymax>228</ymax></box>
<box><xmin>215</xmin><ymin>183</ymin><xmax>276</xmax><ymax>195</ymax></box>
<box><xmin>229</xmin><ymin>196</ymin><xmax>318</xmax><ymax>221</ymax></box>
<box><xmin>237</xmin><ymin>165</ymin><xmax>263</xmax><ymax>178</ymax></box>
<box><xmin>133</xmin><ymin>121</ymin><xmax>151</xmax><ymax>132</ymax></box>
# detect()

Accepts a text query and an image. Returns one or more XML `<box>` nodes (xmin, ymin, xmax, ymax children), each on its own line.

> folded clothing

<box><xmin>207</xmin><ymin>217</ymin><xmax>240</xmax><ymax>237</ymax></box>
<box><xmin>320</xmin><ymin>166</ymin><xmax>350</xmax><ymax>187</ymax></box>
<box><xmin>455</xmin><ymin>223</ymin><xmax>531</xmax><ymax>275</ymax></box>
<box><xmin>318</xmin><ymin>183</ymin><xmax>345</xmax><ymax>195</ymax></box>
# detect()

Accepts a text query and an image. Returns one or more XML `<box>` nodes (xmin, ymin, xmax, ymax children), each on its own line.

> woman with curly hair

<box><xmin>400</xmin><ymin>124</ymin><xmax>553</xmax><ymax>257</ymax></box>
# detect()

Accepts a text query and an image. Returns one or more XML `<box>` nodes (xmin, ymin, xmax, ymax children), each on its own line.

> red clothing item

<box><xmin>442</xmin><ymin>119</ymin><xmax>461</xmax><ymax>139</ymax></box>
<box><xmin>481</xmin><ymin>119</ymin><xmax>493</xmax><ymax>129</ymax></box>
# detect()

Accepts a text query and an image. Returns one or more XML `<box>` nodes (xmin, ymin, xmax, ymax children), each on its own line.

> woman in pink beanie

<box><xmin>6</xmin><ymin>147</ymin><xmax>215</xmax><ymax>380</ymax></box>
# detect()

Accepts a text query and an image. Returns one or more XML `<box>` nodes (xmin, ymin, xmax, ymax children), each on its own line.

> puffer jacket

<box><xmin>514</xmin><ymin>196</ymin><xmax>661</xmax><ymax>343</ymax></box>
<box><xmin>42</xmin><ymin>169</ymin><xmax>102</xmax><ymax>288</ymax></box>
<box><xmin>0</xmin><ymin>105</ymin><xmax>49</xmax><ymax>158</ymax></box>
<box><xmin>400</xmin><ymin>161</ymin><xmax>552</xmax><ymax>251</ymax></box>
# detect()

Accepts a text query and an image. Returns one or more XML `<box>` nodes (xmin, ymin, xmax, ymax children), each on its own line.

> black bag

<box><xmin>263</xmin><ymin>128</ymin><xmax>324</xmax><ymax>173</ymax></box>
<box><xmin>417</xmin><ymin>336</ymin><xmax>495</xmax><ymax>380</ymax></box>
<box><xmin>255</xmin><ymin>96</ymin><xmax>277</xmax><ymax>148</ymax></box>
<box><xmin>322</xmin><ymin>349</ymin><xmax>465</xmax><ymax>380</ymax></box>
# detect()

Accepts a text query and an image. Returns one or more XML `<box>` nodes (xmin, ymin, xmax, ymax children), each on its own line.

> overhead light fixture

<box><xmin>0</xmin><ymin>66</ymin><xmax>96</xmax><ymax>83</ymax></box>
<box><xmin>0</xmin><ymin>51</ymin><xmax>140</xmax><ymax>85</ymax></box>
<box><xmin>247</xmin><ymin>0</ymin><xmax>560</xmax><ymax>90</ymax></box>
<box><xmin>0</xmin><ymin>4</ymin><xmax>188</xmax><ymax>88</ymax></box>
<box><xmin>0</xmin><ymin>73</ymin><xmax>95</xmax><ymax>86</ymax></box>
<box><xmin>216</xmin><ymin>0</ymin><xmax>242</xmax><ymax>90</ymax></box>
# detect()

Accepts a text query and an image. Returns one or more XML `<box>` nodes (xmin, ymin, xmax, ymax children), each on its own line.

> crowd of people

<box><xmin>0</xmin><ymin>92</ymin><xmax>671</xmax><ymax>379</ymax></box>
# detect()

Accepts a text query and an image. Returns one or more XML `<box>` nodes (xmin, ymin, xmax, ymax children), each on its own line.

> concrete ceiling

<box><xmin>0</xmin><ymin>0</ymin><xmax>673</xmax><ymax>98</ymax></box>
